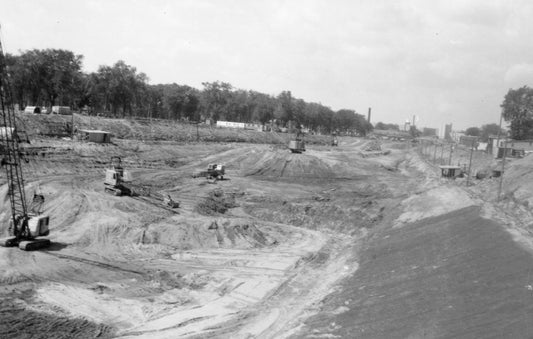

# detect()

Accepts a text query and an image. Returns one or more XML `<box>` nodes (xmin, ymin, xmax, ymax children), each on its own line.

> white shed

<box><xmin>24</xmin><ymin>106</ymin><xmax>41</xmax><ymax>114</ymax></box>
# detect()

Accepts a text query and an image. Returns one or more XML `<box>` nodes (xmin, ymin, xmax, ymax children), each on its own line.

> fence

<box><xmin>417</xmin><ymin>139</ymin><xmax>497</xmax><ymax>183</ymax></box>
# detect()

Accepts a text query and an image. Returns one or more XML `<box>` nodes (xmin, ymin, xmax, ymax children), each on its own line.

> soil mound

<box><xmin>240</xmin><ymin>149</ymin><xmax>338</xmax><ymax>179</ymax></box>
<box><xmin>195</xmin><ymin>189</ymin><xmax>237</xmax><ymax>215</ymax></box>
<box><xmin>503</xmin><ymin>154</ymin><xmax>533</xmax><ymax>206</ymax></box>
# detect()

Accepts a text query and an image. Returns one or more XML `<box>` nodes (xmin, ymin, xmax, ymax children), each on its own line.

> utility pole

<box><xmin>433</xmin><ymin>143</ymin><xmax>437</xmax><ymax>163</ymax></box>
<box><xmin>71</xmin><ymin>112</ymin><xmax>75</xmax><ymax>139</ymax></box>
<box><xmin>466</xmin><ymin>138</ymin><xmax>476</xmax><ymax>186</ymax></box>
<box><xmin>448</xmin><ymin>144</ymin><xmax>454</xmax><ymax>165</ymax></box>
<box><xmin>497</xmin><ymin>139</ymin><xmax>508</xmax><ymax>201</ymax></box>
<box><xmin>495</xmin><ymin>109</ymin><xmax>503</xmax><ymax>156</ymax></box>
<box><xmin>439</xmin><ymin>144</ymin><xmax>444</xmax><ymax>164</ymax></box>
<box><xmin>196</xmin><ymin>121</ymin><xmax>199</xmax><ymax>142</ymax></box>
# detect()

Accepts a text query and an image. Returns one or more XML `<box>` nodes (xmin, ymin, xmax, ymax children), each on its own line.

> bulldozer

<box><xmin>163</xmin><ymin>194</ymin><xmax>180</xmax><ymax>208</ymax></box>
<box><xmin>104</xmin><ymin>156</ymin><xmax>135</xmax><ymax>196</ymax></box>
<box><xmin>193</xmin><ymin>163</ymin><xmax>225</xmax><ymax>180</ymax></box>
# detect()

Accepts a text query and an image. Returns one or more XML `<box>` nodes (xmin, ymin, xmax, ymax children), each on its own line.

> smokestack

<box><xmin>367</xmin><ymin>107</ymin><xmax>371</xmax><ymax>123</ymax></box>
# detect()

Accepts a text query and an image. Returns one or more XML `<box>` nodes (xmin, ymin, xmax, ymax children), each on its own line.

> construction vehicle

<box><xmin>289</xmin><ymin>131</ymin><xmax>306</xmax><ymax>153</ymax></box>
<box><xmin>0</xmin><ymin>32</ymin><xmax>50</xmax><ymax>250</ymax></box>
<box><xmin>104</xmin><ymin>156</ymin><xmax>135</xmax><ymax>196</ymax></box>
<box><xmin>193</xmin><ymin>163</ymin><xmax>225</xmax><ymax>180</ymax></box>
<box><xmin>163</xmin><ymin>194</ymin><xmax>179</xmax><ymax>208</ymax></box>
<box><xmin>330</xmin><ymin>131</ymin><xmax>338</xmax><ymax>146</ymax></box>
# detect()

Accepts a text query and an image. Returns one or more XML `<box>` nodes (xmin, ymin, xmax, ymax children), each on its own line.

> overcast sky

<box><xmin>2</xmin><ymin>0</ymin><xmax>533</xmax><ymax>132</ymax></box>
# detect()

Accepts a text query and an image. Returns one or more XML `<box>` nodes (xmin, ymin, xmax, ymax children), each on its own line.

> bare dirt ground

<box><xmin>0</xmin><ymin>128</ymin><xmax>413</xmax><ymax>338</ymax></box>
<box><xmin>1</xmin><ymin>118</ymin><xmax>533</xmax><ymax>338</ymax></box>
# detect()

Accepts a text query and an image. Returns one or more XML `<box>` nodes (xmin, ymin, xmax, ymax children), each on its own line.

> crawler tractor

<box><xmin>193</xmin><ymin>164</ymin><xmax>225</xmax><ymax>180</ymax></box>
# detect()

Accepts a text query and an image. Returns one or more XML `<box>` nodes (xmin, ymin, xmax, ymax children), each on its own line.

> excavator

<box><xmin>0</xmin><ymin>30</ymin><xmax>50</xmax><ymax>250</ymax></box>
<box><xmin>104</xmin><ymin>156</ymin><xmax>135</xmax><ymax>196</ymax></box>
<box><xmin>289</xmin><ymin>130</ymin><xmax>306</xmax><ymax>154</ymax></box>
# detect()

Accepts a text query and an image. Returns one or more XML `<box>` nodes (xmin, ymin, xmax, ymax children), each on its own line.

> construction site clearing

<box><xmin>1</xmin><ymin>113</ymin><xmax>533</xmax><ymax>338</ymax></box>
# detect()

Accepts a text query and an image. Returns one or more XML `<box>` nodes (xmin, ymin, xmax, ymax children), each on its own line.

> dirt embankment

<box><xmin>17</xmin><ymin>112</ymin><xmax>333</xmax><ymax>145</ymax></box>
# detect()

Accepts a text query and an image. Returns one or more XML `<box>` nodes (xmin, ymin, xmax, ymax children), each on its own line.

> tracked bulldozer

<box><xmin>193</xmin><ymin>163</ymin><xmax>225</xmax><ymax>180</ymax></box>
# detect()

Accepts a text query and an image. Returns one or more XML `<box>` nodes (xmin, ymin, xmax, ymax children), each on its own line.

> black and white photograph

<box><xmin>1</xmin><ymin>1</ymin><xmax>533</xmax><ymax>338</ymax></box>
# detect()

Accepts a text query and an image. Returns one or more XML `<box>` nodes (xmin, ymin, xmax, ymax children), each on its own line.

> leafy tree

<box><xmin>353</xmin><ymin>113</ymin><xmax>373</xmax><ymax>136</ymax></box>
<box><xmin>409</xmin><ymin>126</ymin><xmax>420</xmax><ymax>138</ymax></box>
<box><xmin>249</xmin><ymin>91</ymin><xmax>275</xmax><ymax>125</ymax></box>
<box><xmin>275</xmin><ymin>91</ymin><xmax>293</xmax><ymax>124</ymax></box>
<box><xmin>375</xmin><ymin>122</ymin><xmax>399</xmax><ymax>130</ymax></box>
<box><xmin>150</xmin><ymin>83</ymin><xmax>199</xmax><ymax>120</ymax></box>
<box><xmin>226</xmin><ymin>89</ymin><xmax>251</xmax><ymax>122</ymax></box>
<box><xmin>6</xmin><ymin>49</ymin><xmax>83</xmax><ymax>108</ymax></box>
<box><xmin>334</xmin><ymin>109</ymin><xmax>358</xmax><ymax>133</ymax></box>
<box><xmin>89</xmin><ymin>60</ymin><xmax>148</xmax><ymax>116</ymax></box>
<box><xmin>501</xmin><ymin>86</ymin><xmax>533</xmax><ymax>140</ymax></box>
<box><xmin>145</xmin><ymin>85</ymin><xmax>165</xmax><ymax>119</ymax></box>
<box><xmin>480</xmin><ymin>123</ymin><xmax>504</xmax><ymax>142</ymax></box>
<box><xmin>42</xmin><ymin>49</ymin><xmax>84</xmax><ymax>107</ymax></box>
<box><xmin>465</xmin><ymin>127</ymin><xmax>481</xmax><ymax>137</ymax></box>
<box><xmin>200</xmin><ymin>81</ymin><xmax>233</xmax><ymax>121</ymax></box>
<box><xmin>4</xmin><ymin>48</ymin><xmax>385</xmax><ymax>134</ymax></box>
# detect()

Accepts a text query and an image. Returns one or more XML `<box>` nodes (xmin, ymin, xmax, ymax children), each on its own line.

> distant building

<box><xmin>422</xmin><ymin>127</ymin><xmax>438</xmax><ymax>137</ymax></box>
<box><xmin>52</xmin><ymin>106</ymin><xmax>71</xmax><ymax>115</ymax></box>
<box><xmin>451</xmin><ymin>131</ymin><xmax>465</xmax><ymax>143</ymax></box>
<box><xmin>459</xmin><ymin>135</ymin><xmax>478</xmax><ymax>148</ymax></box>
<box><xmin>444</xmin><ymin>124</ymin><xmax>453</xmax><ymax>141</ymax></box>
<box><xmin>495</xmin><ymin>139</ymin><xmax>533</xmax><ymax>158</ymax></box>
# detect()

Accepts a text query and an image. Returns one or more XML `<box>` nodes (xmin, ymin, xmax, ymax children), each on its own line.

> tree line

<box><xmin>4</xmin><ymin>48</ymin><xmax>372</xmax><ymax>135</ymax></box>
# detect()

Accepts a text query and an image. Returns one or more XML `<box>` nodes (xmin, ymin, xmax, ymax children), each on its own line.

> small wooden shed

<box><xmin>79</xmin><ymin>129</ymin><xmax>112</xmax><ymax>143</ymax></box>
<box><xmin>52</xmin><ymin>106</ymin><xmax>71</xmax><ymax>115</ymax></box>
<box><xmin>439</xmin><ymin>165</ymin><xmax>463</xmax><ymax>178</ymax></box>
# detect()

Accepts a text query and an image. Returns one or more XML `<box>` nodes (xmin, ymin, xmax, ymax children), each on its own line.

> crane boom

<box><xmin>0</xmin><ymin>27</ymin><xmax>50</xmax><ymax>250</ymax></box>
<box><xmin>0</xmin><ymin>36</ymin><xmax>29</xmax><ymax>222</ymax></box>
